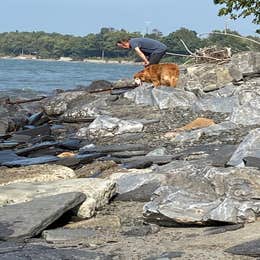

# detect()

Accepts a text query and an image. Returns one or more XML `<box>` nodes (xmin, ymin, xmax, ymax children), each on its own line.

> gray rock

<box><xmin>0</xmin><ymin>141</ymin><xmax>19</xmax><ymax>149</ymax></box>
<box><xmin>62</xmin><ymin>94</ymin><xmax>109</xmax><ymax>120</ymax></box>
<box><xmin>57</xmin><ymin>138</ymin><xmax>82</xmax><ymax>150</ymax></box>
<box><xmin>110</xmin><ymin>171</ymin><xmax>167</xmax><ymax>201</ymax></box>
<box><xmin>193</xmin><ymin>96</ymin><xmax>239</xmax><ymax>113</ymax></box>
<box><xmin>225</xmin><ymin>239</ymin><xmax>260</xmax><ymax>257</ymax></box>
<box><xmin>124</xmin><ymin>84</ymin><xmax>156</xmax><ymax>106</ymax></box>
<box><xmin>87</xmin><ymin>79</ymin><xmax>113</xmax><ymax>92</ymax></box>
<box><xmin>229</xmin><ymin>79</ymin><xmax>260</xmax><ymax>125</ymax></box>
<box><xmin>0</xmin><ymin>164</ymin><xmax>76</xmax><ymax>185</ymax></box>
<box><xmin>0</xmin><ymin>178</ymin><xmax>116</xmax><ymax>218</ymax></box>
<box><xmin>230</xmin><ymin>102</ymin><xmax>260</xmax><ymax>126</ymax></box>
<box><xmin>79</xmin><ymin>143</ymin><xmax>148</xmax><ymax>154</ymax></box>
<box><xmin>0</xmin><ymin>192</ymin><xmax>86</xmax><ymax>241</ymax></box>
<box><xmin>203</xmin><ymin>223</ymin><xmax>244</xmax><ymax>235</ymax></box>
<box><xmin>14</xmin><ymin>124</ymin><xmax>51</xmax><ymax>138</ymax></box>
<box><xmin>15</xmin><ymin>141</ymin><xmax>59</xmax><ymax>156</ymax></box>
<box><xmin>181</xmin><ymin>63</ymin><xmax>234</xmax><ymax>92</ymax></box>
<box><xmin>0</xmin><ymin>150</ymin><xmax>26</xmax><ymax>164</ymax></box>
<box><xmin>243</xmin><ymin>156</ymin><xmax>260</xmax><ymax>169</ymax></box>
<box><xmin>152</xmin><ymin>87</ymin><xmax>197</xmax><ymax>109</ymax></box>
<box><xmin>110</xmin><ymin>150</ymin><xmax>148</xmax><ymax>158</ymax></box>
<box><xmin>0</xmin><ymin>242</ymin><xmax>111</xmax><ymax>259</ymax></box>
<box><xmin>78</xmin><ymin>115</ymin><xmax>144</xmax><ymax>137</ymax></box>
<box><xmin>0</xmin><ymin>118</ymin><xmax>9</xmax><ymax>136</ymax></box>
<box><xmin>228</xmin><ymin>51</ymin><xmax>260</xmax><ymax>81</ymax></box>
<box><xmin>168</xmin><ymin>144</ymin><xmax>236</xmax><ymax>165</ymax></box>
<box><xmin>28</xmin><ymin>111</ymin><xmax>44</xmax><ymax>125</ymax></box>
<box><xmin>43</xmin><ymin>91</ymin><xmax>88</xmax><ymax>116</ymax></box>
<box><xmin>2</xmin><ymin>155</ymin><xmax>60</xmax><ymax>167</ymax></box>
<box><xmin>122</xmin><ymin>223</ymin><xmax>159</xmax><ymax>237</ymax></box>
<box><xmin>145</xmin><ymin>251</ymin><xmax>184</xmax><ymax>260</ymax></box>
<box><xmin>146</xmin><ymin>147</ymin><xmax>168</xmax><ymax>156</ymax></box>
<box><xmin>143</xmin><ymin>166</ymin><xmax>260</xmax><ymax>225</ymax></box>
<box><xmin>172</xmin><ymin>121</ymin><xmax>238</xmax><ymax>146</ymax></box>
<box><xmin>42</xmin><ymin>228</ymin><xmax>96</xmax><ymax>242</ymax></box>
<box><xmin>227</xmin><ymin>128</ymin><xmax>260</xmax><ymax>166</ymax></box>
<box><xmin>124</xmin><ymin>85</ymin><xmax>198</xmax><ymax>109</ymax></box>
<box><xmin>122</xmin><ymin>159</ymin><xmax>153</xmax><ymax>169</ymax></box>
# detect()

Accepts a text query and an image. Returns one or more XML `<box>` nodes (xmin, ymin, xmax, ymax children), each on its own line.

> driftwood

<box><xmin>87</xmin><ymin>84</ymin><xmax>138</xmax><ymax>94</ymax></box>
<box><xmin>194</xmin><ymin>45</ymin><xmax>232</xmax><ymax>63</ymax></box>
<box><xmin>167</xmin><ymin>32</ymin><xmax>260</xmax><ymax>64</ymax></box>
<box><xmin>166</xmin><ymin>40</ymin><xmax>232</xmax><ymax>64</ymax></box>
<box><xmin>3</xmin><ymin>96</ymin><xmax>47</xmax><ymax>105</ymax></box>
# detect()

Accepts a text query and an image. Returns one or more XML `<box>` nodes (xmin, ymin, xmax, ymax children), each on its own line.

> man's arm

<box><xmin>134</xmin><ymin>47</ymin><xmax>149</xmax><ymax>66</ymax></box>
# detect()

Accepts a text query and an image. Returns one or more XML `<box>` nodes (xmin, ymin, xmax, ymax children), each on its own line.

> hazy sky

<box><xmin>1</xmin><ymin>0</ymin><xmax>259</xmax><ymax>36</ymax></box>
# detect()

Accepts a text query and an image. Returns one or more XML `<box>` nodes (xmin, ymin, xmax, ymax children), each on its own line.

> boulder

<box><xmin>77</xmin><ymin>115</ymin><xmax>144</xmax><ymax>137</ymax></box>
<box><xmin>170</xmin><ymin>121</ymin><xmax>238</xmax><ymax>145</ymax></box>
<box><xmin>109</xmin><ymin>169</ymin><xmax>167</xmax><ymax>201</ymax></box>
<box><xmin>143</xmin><ymin>166</ymin><xmax>260</xmax><ymax>225</ymax></box>
<box><xmin>193</xmin><ymin>96</ymin><xmax>239</xmax><ymax>113</ymax></box>
<box><xmin>180</xmin><ymin>63</ymin><xmax>234</xmax><ymax>92</ymax></box>
<box><xmin>124</xmin><ymin>84</ymin><xmax>156</xmax><ymax>106</ymax></box>
<box><xmin>124</xmin><ymin>85</ymin><xmax>197</xmax><ymax>109</ymax></box>
<box><xmin>0</xmin><ymin>192</ymin><xmax>86</xmax><ymax>241</ymax></box>
<box><xmin>227</xmin><ymin>128</ymin><xmax>260</xmax><ymax>166</ymax></box>
<box><xmin>152</xmin><ymin>87</ymin><xmax>198</xmax><ymax>109</ymax></box>
<box><xmin>62</xmin><ymin>94</ymin><xmax>109</xmax><ymax>121</ymax></box>
<box><xmin>43</xmin><ymin>91</ymin><xmax>89</xmax><ymax>116</ymax></box>
<box><xmin>228</xmin><ymin>51</ymin><xmax>260</xmax><ymax>81</ymax></box>
<box><xmin>86</xmin><ymin>80</ymin><xmax>113</xmax><ymax>92</ymax></box>
<box><xmin>0</xmin><ymin>178</ymin><xmax>116</xmax><ymax>218</ymax></box>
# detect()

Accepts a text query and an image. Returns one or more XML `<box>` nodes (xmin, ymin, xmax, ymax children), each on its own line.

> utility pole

<box><xmin>224</xmin><ymin>18</ymin><xmax>230</xmax><ymax>34</ymax></box>
<box><xmin>145</xmin><ymin>21</ymin><xmax>151</xmax><ymax>35</ymax></box>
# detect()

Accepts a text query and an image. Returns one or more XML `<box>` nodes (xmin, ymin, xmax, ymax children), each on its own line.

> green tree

<box><xmin>214</xmin><ymin>0</ymin><xmax>260</xmax><ymax>33</ymax></box>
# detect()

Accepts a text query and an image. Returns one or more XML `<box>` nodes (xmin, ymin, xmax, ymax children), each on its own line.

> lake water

<box><xmin>0</xmin><ymin>59</ymin><xmax>142</xmax><ymax>97</ymax></box>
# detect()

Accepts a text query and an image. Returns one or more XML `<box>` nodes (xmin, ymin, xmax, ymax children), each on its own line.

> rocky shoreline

<box><xmin>0</xmin><ymin>51</ymin><xmax>260</xmax><ymax>259</ymax></box>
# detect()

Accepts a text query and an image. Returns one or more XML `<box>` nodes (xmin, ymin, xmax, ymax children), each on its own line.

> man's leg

<box><xmin>149</xmin><ymin>51</ymin><xmax>166</xmax><ymax>64</ymax></box>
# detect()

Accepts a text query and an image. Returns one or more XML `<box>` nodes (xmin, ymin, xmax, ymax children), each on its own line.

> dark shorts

<box><xmin>148</xmin><ymin>51</ymin><xmax>166</xmax><ymax>64</ymax></box>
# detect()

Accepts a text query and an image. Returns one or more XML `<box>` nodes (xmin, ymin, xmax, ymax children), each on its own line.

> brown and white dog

<box><xmin>134</xmin><ymin>63</ymin><xmax>180</xmax><ymax>87</ymax></box>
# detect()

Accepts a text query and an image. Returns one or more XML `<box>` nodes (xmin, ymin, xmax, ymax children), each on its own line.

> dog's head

<box><xmin>134</xmin><ymin>69</ymin><xmax>150</xmax><ymax>85</ymax></box>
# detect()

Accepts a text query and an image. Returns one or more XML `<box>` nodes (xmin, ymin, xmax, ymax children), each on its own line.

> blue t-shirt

<box><xmin>129</xmin><ymin>38</ymin><xmax>167</xmax><ymax>55</ymax></box>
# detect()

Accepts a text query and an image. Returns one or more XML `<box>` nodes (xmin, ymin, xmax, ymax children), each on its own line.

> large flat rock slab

<box><xmin>0</xmin><ymin>178</ymin><xmax>116</xmax><ymax>218</ymax></box>
<box><xmin>0</xmin><ymin>164</ymin><xmax>76</xmax><ymax>185</ymax></box>
<box><xmin>225</xmin><ymin>239</ymin><xmax>260</xmax><ymax>257</ymax></box>
<box><xmin>0</xmin><ymin>192</ymin><xmax>86</xmax><ymax>241</ymax></box>
<box><xmin>42</xmin><ymin>228</ymin><xmax>97</xmax><ymax>242</ymax></box>
<box><xmin>0</xmin><ymin>150</ymin><xmax>26</xmax><ymax>164</ymax></box>
<box><xmin>0</xmin><ymin>242</ymin><xmax>110</xmax><ymax>259</ymax></box>
<box><xmin>2</xmin><ymin>155</ymin><xmax>59</xmax><ymax>167</ymax></box>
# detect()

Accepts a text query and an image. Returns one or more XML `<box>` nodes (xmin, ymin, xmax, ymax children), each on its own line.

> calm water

<box><xmin>0</xmin><ymin>59</ymin><xmax>142</xmax><ymax>97</ymax></box>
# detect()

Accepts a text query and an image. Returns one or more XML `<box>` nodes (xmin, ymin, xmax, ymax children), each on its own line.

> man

<box><xmin>116</xmin><ymin>37</ymin><xmax>167</xmax><ymax>66</ymax></box>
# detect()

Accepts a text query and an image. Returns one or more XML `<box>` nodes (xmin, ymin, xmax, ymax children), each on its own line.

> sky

<box><xmin>0</xmin><ymin>0</ymin><xmax>259</xmax><ymax>37</ymax></box>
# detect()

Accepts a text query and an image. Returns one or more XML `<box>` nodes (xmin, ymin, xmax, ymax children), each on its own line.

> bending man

<box><xmin>117</xmin><ymin>37</ymin><xmax>167</xmax><ymax>67</ymax></box>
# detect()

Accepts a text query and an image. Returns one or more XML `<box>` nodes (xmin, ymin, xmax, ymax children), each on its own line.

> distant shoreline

<box><xmin>0</xmin><ymin>55</ymin><xmax>142</xmax><ymax>66</ymax></box>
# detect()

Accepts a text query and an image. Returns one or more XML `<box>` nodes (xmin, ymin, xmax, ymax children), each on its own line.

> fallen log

<box><xmin>4</xmin><ymin>96</ymin><xmax>47</xmax><ymax>105</ymax></box>
<box><xmin>87</xmin><ymin>84</ymin><xmax>138</xmax><ymax>94</ymax></box>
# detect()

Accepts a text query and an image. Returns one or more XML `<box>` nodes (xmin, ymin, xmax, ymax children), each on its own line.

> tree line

<box><xmin>0</xmin><ymin>27</ymin><xmax>259</xmax><ymax>63</ymax></box>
